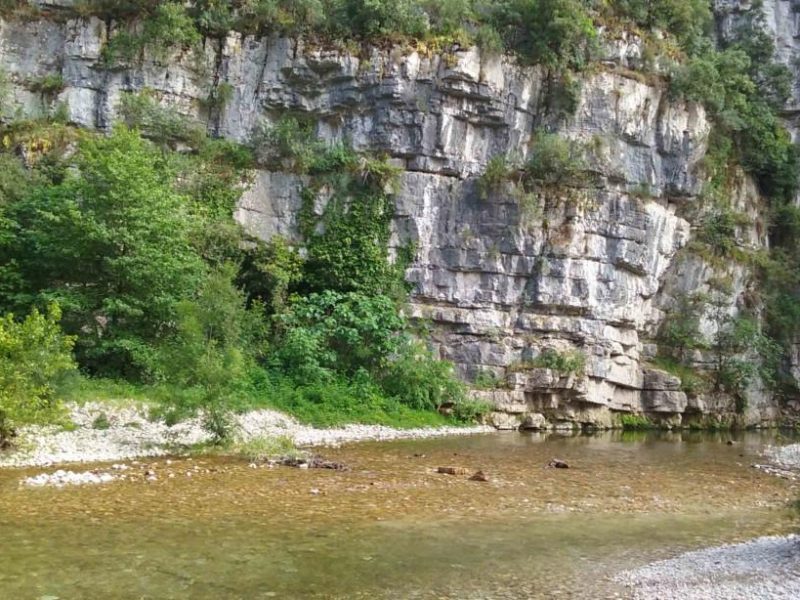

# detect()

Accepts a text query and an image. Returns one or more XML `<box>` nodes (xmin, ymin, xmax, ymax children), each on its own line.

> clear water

<box><xmin>1</xmin><ymin>430</ymin><xmax>797</xmax><ymax>599</ymax></box>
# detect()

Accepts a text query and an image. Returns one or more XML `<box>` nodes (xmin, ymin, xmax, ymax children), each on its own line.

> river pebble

<box><xmin>22</xmin><ymin>469</ymin><xmax>117</xmax><ymax>487</ymax></box>
<box><xmin>618</xmin><ymin>535</ymin><xmax>800</xmax><ymax>600</ymax></box>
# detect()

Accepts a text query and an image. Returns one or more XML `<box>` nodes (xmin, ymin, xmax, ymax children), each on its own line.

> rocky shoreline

<box><xmin>620</xmin><ymin>442</ymin><xmax>800</xmax><ymax>599</ymax></box>
<box><xmin>618</xmin><ymin>535</ymin><xmax>800</xmax><ymax>600</ymax></box>
<box><xmin>0</xmin><ymin>402</ymin><xmax>493</xmax><ymax>469</ymax></box>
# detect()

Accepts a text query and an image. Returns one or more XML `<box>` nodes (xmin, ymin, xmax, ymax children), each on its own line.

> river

<box><xmin>1</xmin><ymin>430</ymin><xmax>798</xmax><ymax>598</ymax></box>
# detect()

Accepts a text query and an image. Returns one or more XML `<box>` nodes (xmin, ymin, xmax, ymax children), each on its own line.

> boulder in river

<box><xmin>547</xmin><ymin>459</ymin><xmax>569</xmax><ymax>469</ymax></box>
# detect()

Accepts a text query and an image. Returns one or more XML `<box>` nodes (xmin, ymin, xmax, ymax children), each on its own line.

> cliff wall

<box><xmin>1</xmin><ymin>1</ymin><xmax>797</xmax><ymax>429</ymax></box>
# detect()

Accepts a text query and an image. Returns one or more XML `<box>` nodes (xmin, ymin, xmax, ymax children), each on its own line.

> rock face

<box><xmin>0</xmin><ymin>7</ymin><xmax>796</xmax><ymax>429</ymax></box>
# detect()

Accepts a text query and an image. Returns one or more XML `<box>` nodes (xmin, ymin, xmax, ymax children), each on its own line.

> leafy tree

<box><xmin>273</xmin><ymin>291</ymin><xmax>406</xmax><ymax>380</ymax></box>
<box><xmin>380</xmin><ymin>340</ymin><xmax>466</xmax><ymax>411</ymax></box>
<box><xmin>332</xmin><ymin>0</ymin><xmax>429</xmax><ymax>38</ymax></box>
<box><xmin>0</xmin><ymin>304</ymin><xmax>76</xmax><ymax>446</ymax></box>
<box><xmin>157</xmin><ymin>264</ymin><xmax>262</xmax><ymax>440</ymax></box>
<box><xmin>487</xmin><ymin>0</ymin><xmax>597</xmax><ymax>69</ymax></box>
<box><xmin>0</xmin><ymin>127</ymin><xmax>207</xmax><ymax>378</ymax></box>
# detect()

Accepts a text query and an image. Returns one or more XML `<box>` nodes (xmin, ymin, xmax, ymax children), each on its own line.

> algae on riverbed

<box><xmin>1</xmin><ymin>431</ymin><xmax>798</xmax><ymax>598</ymax></box>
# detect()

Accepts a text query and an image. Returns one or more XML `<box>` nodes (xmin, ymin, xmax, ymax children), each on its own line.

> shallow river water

<box><xmin>1</xmin><ymin>430</ymin><xmax>798</xmax><ymax>599</ymax></box>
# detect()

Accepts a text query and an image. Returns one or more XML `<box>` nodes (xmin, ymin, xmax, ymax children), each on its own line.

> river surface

<box><xmin>1</xmin><ymin>430</ymin><xmax>798</xmax><ymax>599</ymax></box>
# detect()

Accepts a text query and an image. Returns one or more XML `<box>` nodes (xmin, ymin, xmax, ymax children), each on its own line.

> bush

<box><xmin>256</xmin><ymin>371</ymin><xmax>452</xmax><ymax>428</ymax></box>
<box><xmin>485</xmin><ymin>0</ymin><xmax>597</xmax><ymax>69</ymax></box>
<box><xmin>156</xmin><ymin>264</ymin><xmax>264</xmax><ymax>441</ymax></box>
<box><xmin>331</xmin><ymin>0</ymin><xmax>429</xmax><ymax>38</ymax></box>
<box><xmin>380</xmin><ymin>341</ymin><xmax>466</xmax><ymax>411</ymax></box>
<box><xmin>273</xmin><ymin>291</ymin><xmax>405</xmax><ymax>380</ymax></box>
<box><xmin>103</xmin><ymin>2</ymin><xmax>201</xmax><ymax>64</ymax></box>
<box><xmin>531</xmin><ymin>348</ymin><xmax>586</xmax><ymax>375</ymax></box>
<box><xmin>525</xmin><ymin>131</ymin><xmax>586</xmax><ymax>185</ymax></box>
<box><xmin>478</xmin><ymin>154</ymin><xmax>516</xmax><ymax>199</ymax></box>
<box><xmin>118</xmin><ymin>90</ymin><xmax>207</xmax><ymax>147</ymax></box>
<box><xmin>619</xmin><ymin>413</ymin><xmax>655</xmax><ymax>430</ymax></box>
<box><xmin>0</xmin><ymin>304</ymin><xmax>76</xmax><ymax>446</ymax></box>
<box><xmin>27</xmin><ymin>74</ymin><xmax>65</xmax><ymax>97</ymax></box>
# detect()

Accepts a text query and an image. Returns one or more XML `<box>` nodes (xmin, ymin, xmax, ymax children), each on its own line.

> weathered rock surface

<box><xmin>0</xmin><ymin>8</ymin><xmax>796</xmax><ymax>429</ymax></box>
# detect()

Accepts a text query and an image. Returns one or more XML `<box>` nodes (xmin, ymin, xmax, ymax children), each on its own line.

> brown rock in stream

<box><xmin>280</xmin><ymin>456</ymin><xmax>348</xmax><ymax>471</ymax></box>
<box><xmin>547</xmin><ymin>459</ymin><xmax>569</xmax><ymax>469</ymax></box>
<box><xmin>437</xmin><ymin>467</ymin><xmax>470</xmax><ymax>475</ymax></box>
<box><xmin>469</xmin><ymin>471</ymin><xmax>489</xmax><ymax>482</ymax></box>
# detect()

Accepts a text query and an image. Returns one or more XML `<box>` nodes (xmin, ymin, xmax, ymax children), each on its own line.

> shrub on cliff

<box><xmin>0</xmin><ymin>304</ymin><xmax>76</xmax><ymax>446</ymax></box>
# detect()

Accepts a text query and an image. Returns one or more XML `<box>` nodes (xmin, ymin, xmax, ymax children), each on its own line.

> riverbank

<box><xmin>618</xmin><ymin>441</ymin><xmax>800</xmax><ymax>599</ymax></box>
<box><xmin>619</xmin><ymin>535</ymin><xmax>800</xmax><ymax>600</ymax></box>
<box><xmin>0</xmin><ymin>401</ymin><xmax>492</xmax><ymax>469</ymax></box>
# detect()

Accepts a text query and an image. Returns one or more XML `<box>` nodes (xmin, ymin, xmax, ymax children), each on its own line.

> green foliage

<box><xmin>698</xmin><ymin>208</ymin><xmax>749</xmax><ymax>258</ymax></box>
<box><xmin>257</xmin><ymin>371</ymin><xmax>453</xmax><ymax>428</ymax></box>
<box><xmin>473</xmin><ymin>369</ymin><xmax>504</xmax><ymax>390</ymax></box>
<box><xmin>486</xmin><ymin>0</ymin><xmax>597</xmax><ymax>69</ymax></box>
<box><xmin>231</xmin><ymin>435</ymin><xmax>297</xmax><ymax>461</ymax></box>
<box><xmin>238</xmin><ymin>236</ymin><xmax>305</xmax><ymax>314</ymax></box>
<box><xmin>658</xmin><ymin>293</ymin><xmax>707</xmax><ymax>362</ymax></box>
<box><xmin>92</xmin><ymin>411</ymin><xmax>111</xmax><ymax>430</ymax></box>
<box><xmin>0</xmin><ymin>304</ymin><xmax>76</xmax><ymax>445</ymax></box>
<box><xmin>157</xmin><ymin>264</ymin><xmax>264</xmax><ymax>441</ymax></box>
<box><xmin>525</xmin><ymin>131</ymin><xmax>586</xmax><ymax>186</ymax></box>
<box><xmin>712</xmin><ymin>314</ymin><xmax>782</xmax><ymax>401</ymax></box>
<box><xmin>531</xmin><ymin>348</ymin><xmax>586</xmax><ymax>375</ymax></box>
<box><xmin>252</xmin><ymin>118</ymin><xmax>407</xmax><ymax>297</ymax></box>
<box><xmin>118</xmin><ymin>89</ymin><xmax>207</xmax><ymax>147</ymax></box>
<box><xmin>650</xmin><ymin>357</ymin><xmax>707</xmax><ymax>396</ymax></box>
<box><xmin>0</xmin><ymin>126</ymin><xmax>207</xmax><ymax>378</ymax></box>
<box><xmin>331</xmin><ymin>0</ymin><xmax>429</xmax><ymax>38</ymax></box>
<box><xmin>271</xmin><ymin>291</ymin><xmax>468</xmax><ymax>415</ymax></box>
<box><xmin>609</xmin><ymin>0</ymin><xmax>712</xmax><ymax>52</ymax></box>
<box><xmin>478</xmin><ymin>154</ymin><xmax>515</xmax><ymax>199</ymax></box>
<box><xmin>273</xmin><ymin>291</ymin><xmax>405</xmax><ymax>380</ymax></box>
<box><xmin>380</xmin><ymin>341</ymin><xmax>467</xmax><ymax>411</ymax></box>
<box><xmin>619</xmin><ymin>413</ymin><xmax>655</xmax><ymax>431</ymax></box>
<box><xmin>201</xmin><ymin>82</ymin><xmax>235</xmax><ymax>113</ymax></box>
<box><xmin>103</xmin><ymin>2</ymin><xmax>201</xmax><ymax>65</ymax></box>
<box><xmin>670</xmin><ymin>12</ymin><xmax>798</xmax><ymax>206</ymax></box>
<box><xmin>27</xmin><ymin>74</ymin><xmax>65</xmax><ymax>97</ymax></box>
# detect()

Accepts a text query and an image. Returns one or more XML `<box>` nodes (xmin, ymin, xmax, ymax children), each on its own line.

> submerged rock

<box><xmin>469</xmin><ymin>470</ymin><xmax>489</xmax><ymax>482</ymax></box>
<box><xmin>437</xmin><ymin>466</ymin><xmax>470</xmax><ymax>475</ymax></box>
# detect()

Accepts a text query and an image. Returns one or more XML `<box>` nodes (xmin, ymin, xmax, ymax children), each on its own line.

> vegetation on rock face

<box><xmin>0</xmin><ymin>105</ymin><xmax>477</xmax><ymax>441</ymax></box>
<box><xmin>1</xmin><ymin>0</ymin><xmax>799</xmax><ymax>436</ymax></box>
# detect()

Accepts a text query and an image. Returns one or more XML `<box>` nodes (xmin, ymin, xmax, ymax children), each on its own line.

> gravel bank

<box><xmin>765</xmin><ymin>443</ymin><xmax>800</xmax><ymax>471</ymax></box>
<box><xmin>617</xmin><ymin>535</ymin><xmax>800</xmax><ymax>600</ymax></box>
<box><xmin>0</xmin><ymin>402</ymin><xmax>493</xmax><ymax>468</ymax></box>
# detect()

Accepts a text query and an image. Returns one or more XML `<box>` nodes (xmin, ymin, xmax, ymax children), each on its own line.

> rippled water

<box><xmin>1</xmin><ymin>430</ymin><xmax>798</xmax><ymax>599</ymax></box>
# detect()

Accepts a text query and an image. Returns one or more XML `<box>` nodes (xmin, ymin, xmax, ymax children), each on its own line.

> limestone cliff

<box><xmin>1</xmin><ymin>1</ymin><xmax>797</xmax><ymax>429</ymax></box>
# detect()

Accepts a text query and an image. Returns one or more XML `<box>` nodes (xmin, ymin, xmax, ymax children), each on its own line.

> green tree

<box><xmin>0</xmin><ymin>304</ymin><xmax>76</xmax><ymax>446</ymax></box>
<box><xmin>158</xmin><ymin>264</ymin><xmax>261</xmax><ymax>441</ymax></box>
<box><xmin>0</xmin><ymin>127</ymin><xmax>207</xmax><ymax>377</ymax></box>
<box><xmin>487</xmin><ymin>0</ymin><xmax>597</xmax><ymax>69</ymax></box>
